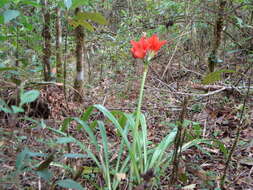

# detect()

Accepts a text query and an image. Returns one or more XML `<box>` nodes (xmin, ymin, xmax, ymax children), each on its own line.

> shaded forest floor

<box><xmin>0</xmin><ymin>54</ymin><xmax>253</xmax><ymax>189</ymax></box>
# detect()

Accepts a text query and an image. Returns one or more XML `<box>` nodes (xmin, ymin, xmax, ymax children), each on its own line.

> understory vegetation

<box><xmin>0</xmin><ymin>0</ymin><xmax>253</xmax><ymax>190</ymax></box>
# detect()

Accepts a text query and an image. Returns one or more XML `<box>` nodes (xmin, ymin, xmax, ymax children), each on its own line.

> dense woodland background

<box><xmin>0</xmin><ymin>0</ymin><xmax>253</xmax><ymax>189</ymax></box>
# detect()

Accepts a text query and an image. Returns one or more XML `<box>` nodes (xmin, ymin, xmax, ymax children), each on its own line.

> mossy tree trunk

<box><xmin>41</xmin><ymin>0</ymin><xmax>51</xmax><ymax>81</ymax></box>
<box><xmin>55</xmin><ymin>7</ymin><xmax>62</xmax><ymax>82</ymax></box>
<box><xmin>73</xmin><ymin>7</ymin><xmax>85</xmax><ymax>102</ymax></box>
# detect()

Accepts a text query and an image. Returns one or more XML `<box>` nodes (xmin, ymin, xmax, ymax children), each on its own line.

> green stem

<box><xmin>131</xmin><ymin>63</ymin><xmax>149</xmax><ymax>184</ymax></box>
<box><xmin>135</xmin><ymin>63</ymin><xmax>148</xmax><ymax>131</ymax></box>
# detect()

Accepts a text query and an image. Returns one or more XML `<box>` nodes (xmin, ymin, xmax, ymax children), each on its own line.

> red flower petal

<box><xmin>130</xmin><ymin>37</ymin><xmax>149</xmax><ymax>59</ymax></box>
<box><xmin>130</xmin><ymin>34</ymin><xmax>166</xmax><ymax>59</ymax></box>
<box><xmin>148</xmin><ymin>34</ymin><xmax>167</xmax><ymax>52</ymax></box>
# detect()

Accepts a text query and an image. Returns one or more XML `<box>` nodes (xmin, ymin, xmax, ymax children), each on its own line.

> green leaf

<box><xmin>71</xmin><ymin>0</ymin><xmax>89</xmax><ymax>9</ymax></box>
<box><xmin>64</xmin><ymin>0</ymin><xmax>72</xmax><ymax>9</ymax></box>
<box><xmin>80</xmin><ymin>106</ymin><xmax>94</xmax><ymax>121</ymax></box>
<box><xmin>81</xmin><ymin>166</ymin><xmax>100</xmax><ymax>174</ymax></box>
<box><xmin>11</xmin><ymin>105</ymin><xmax>24</xmax><ymax>113</ymax></box>
<box><xmin>63</xmin><ymin>153</ymin><xmax>88</xmax><ymax>158</ymax></box>
<box><xmin>20</xmin><ymin>0</ymin><xmax>41</xmax><ymax>7</ymax></box>
<box><xmin>20</xmin><ymin>90</ymin><xmax>40</xmax><ymax>105</ymax></box>
<box><xmin>0</xmin><ymin>99</ymin><xmax>12</xmax><ymax>113</ymax></box>
<box><xmin>78</xmin><ymin>20</ymin><xmax>94</xmax><ymax>31</ymax></box>
<box><xmin>56</xmin><ymin>137</ymin><xmax>75</xmax><ymax>144</ymax></box>
<box><xmin>36</xmin><ymin>169</ymin><xmax>52</xmax><ymax>181</ymax></box>
<box><xmin>60</xmin><ymin>117</ymin><xmax>73</xmax><ymax>132</ymax></box>
<box><xmin>3</xmin><ymin>10</ymin><xmax>20</xmax><ymax>23</ymax></box>
<box><xmin>97</xmin><ymin>121</ymin><xmax>111</xmax><ymax>185</ymax></box>
<box><xmin>0</xmin><ymin>67</ymin><xmax>17</xmax><ymax>71</ymax></box>
<box><xmin>77</xmin><ymin>12</ymin><xmax>108</xmax><ymax>25</ymax></box>
<box><xmin>149</xmin><ymin>127</ymin><xmax>177</xmax><ymax>168</ymax></box>
<box><xmin>69</xmin><ymin>19</ymin><xmax>94</xmax><ymax>31</ymax></box>
<box><xmin>56</xmin><ymin>179</ymin><xmax>85</xmax><ymax>190</ymax></box>
<box><xmin>202</xmin><ymin>70</ymin><xmax>235</xmax><ymax>85</ymax></box>
<box><xmin>16</xmin><ymin>148</ymin><xmax>30</xmax><ymax>171</ymax></box>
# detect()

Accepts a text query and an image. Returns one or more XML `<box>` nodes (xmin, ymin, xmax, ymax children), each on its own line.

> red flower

<box><xmin>130</xmin><ymin>37</ymin><xmax>149</xmax><ymax>59</ymax></box>
<box><xmin>130</xmin><ymin>34</ymin><xmax>166</xmax><ymax>59</ymax></box>
<box><xmin>147</xmin><ymin>34</ymin><xmax>167</xmax><ymax>53</ymax></box>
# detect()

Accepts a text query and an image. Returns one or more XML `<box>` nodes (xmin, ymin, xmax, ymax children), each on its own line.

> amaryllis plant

<box><xmin>44</xmin><ymin>34</ymin><xmax>188</xmax><ymax>190</ymax></box>
<box><xmin>129</xmin><ymin>34</ymin><xmax>168</xmax><ymax>186</ymax></box>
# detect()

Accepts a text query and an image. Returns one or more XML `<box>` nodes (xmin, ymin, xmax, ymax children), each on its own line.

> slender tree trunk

<box><xmin>55</xmin><ymin>7</ymin><xmax>62</xmax><ymax>82</ymax></box>
<box><xmin>42</xmin><ymin>0</ymin><xmax>51</xmax><ymax>81</ymax></box>
<box><xmin>208</xmin><ymin>0</ymin><xmax>226</xmax><ymax>73</ymax></box>
<box><xmin>74</xmin><ymin>7</ymin><xmax>85</xmax><ymax>102</ymax></box>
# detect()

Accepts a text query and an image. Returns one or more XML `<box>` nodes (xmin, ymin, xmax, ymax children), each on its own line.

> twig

<box><xmin>146</xmin><ymin>85</ymin><xmax>227</xmax><ymax>98</ymax></box>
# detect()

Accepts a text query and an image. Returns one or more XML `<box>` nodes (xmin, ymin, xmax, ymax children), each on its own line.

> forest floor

<box><xmin>0</xmin><ymin>54</ymin><xmax>253</xmax><ymax>190</ymax></box>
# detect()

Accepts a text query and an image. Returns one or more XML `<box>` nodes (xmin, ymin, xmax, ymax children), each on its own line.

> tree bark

<box><xmin>73</xmin><ymin>7</ymin><xmax>85</xmax><ymax>102</ymax></box>
<box><xmin>55</xmin><ymin>7</ymin><xmax>62</xmax><ymax>82</ymax></box>
<box><xmin>208</xmin><ymin>0</ymin><xmax>226</xmax><ymax>73</ymax></box>
<box><xmin>42</xmin><ymin>0</ymin><xmax>51</xmax><ymax>81</ymax></box>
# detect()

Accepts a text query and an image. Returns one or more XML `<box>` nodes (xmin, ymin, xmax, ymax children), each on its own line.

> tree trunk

<box><xmin>42</xmin><ymin>0</ymin><xmax>51</xmax><ymax>81</ymax></box>
<box><xmin>208</xmin><ymin>0</ymin><xmax>226</xmax><ymax>73</ymax></box>
<box><xmin>55</xmin><ymin>7</ymin><xmax>62</xmax><ymax>82</ymax></box>
<box><xmin>73</xmin><ymin>7</ymin><xmax>85</xmax><ymax>102</ymax></box>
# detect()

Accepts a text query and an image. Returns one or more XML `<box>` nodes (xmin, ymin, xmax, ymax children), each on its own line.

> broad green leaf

<box><xmin>27</xmin><ymin>151</ymin><xmax>47</xmax><ymax>157</ymax></box>
<box><xmin>11</xmin><ymin>105</ymin><xmax>24</xmax><ymax>113</ymax></box>
<box><xmin>56</xmin><ymin>179</ymin><xmax>85</xmax><ymax>190</ymax></box>
<box><xmin>20</xmin><ymin>90</ymin><xmax>40</xmax><ymax>105</ymax></box>
<box><xmin>64</xmin><ymin>0</ymin><xmax>72</xmax><ymax>9</ymax></box>
<box><xmin>0</xmin><ymin>99</ymin><xmax>12</xmax><ymax>113</ymax></box>
<box><xmin>202</xmin><ymin>70</ymin><xmax>235</xmax><ymax>85</ymax></box>
<box><xmin>36</xmin><ymin>169</ymin><xmax>52</xmax><ymax>181</ymax></box>
<box><xmin>56</xmin><ymin>137</ymin><xmax>75</xmax><ymax>144</ymax></box>
<box><xmin>78</xmin><ymin>20</ymin><xmax>94</xmax><ymax>31</ymax></box>
<box><xmin>63</xmin><ymin>153</ymin><xmax>88</xmax><ymax>158</ymax></box>
<box><xmin>16</xmin><ymin>148</ymin><xmax>30</xmax><ymax>171</ymax></box>
<box><xmin>77</xmin><ymin>12</ymin><xmax>108</xmax><ymax>25</ymax></box>
<box><xmin>3</xmin><ymin>10</ymin><xmax>20</xmax><ymax>23</ymax></box>
<box><xmin>71</xmin><ymin>0</ymin><xmax>89</xmax><ymax>9</ymax></box>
